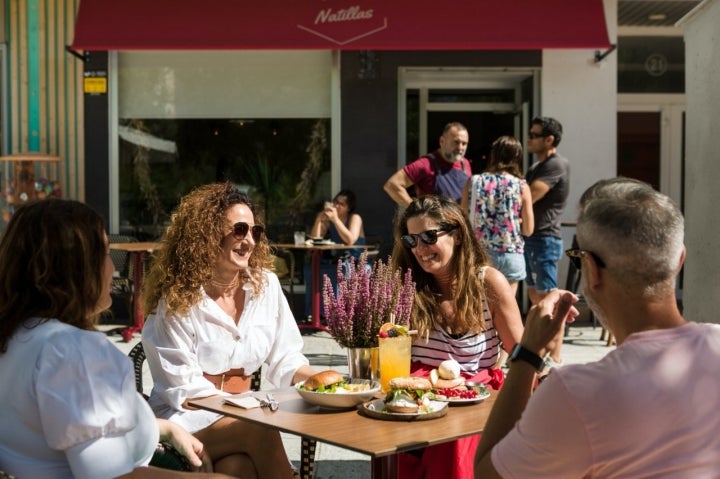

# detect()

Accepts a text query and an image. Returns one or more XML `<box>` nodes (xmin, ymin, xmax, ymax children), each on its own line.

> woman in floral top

<box><xmin>462</xmin><ymin>135</ymin><xmax>534</xmax><ymax>295</ymax></box>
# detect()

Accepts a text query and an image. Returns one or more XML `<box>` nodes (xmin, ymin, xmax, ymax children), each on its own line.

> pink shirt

<box><xmin>492</xmin><ymin>322</ymin><xmax>720</xmax><ymax>478</ymax></box>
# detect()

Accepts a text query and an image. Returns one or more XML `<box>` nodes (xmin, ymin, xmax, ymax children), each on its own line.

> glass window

<box><xmin>618</xmin><ymin>36</ymin><xmax>685</xmax><ymax>93</ymax></box>
<box><xmin>118</xmin><ymin>118</ymin><xmax>330</xmax><ymax>241</ymax></box>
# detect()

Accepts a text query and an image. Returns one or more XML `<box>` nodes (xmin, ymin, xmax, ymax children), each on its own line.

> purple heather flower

<box><xmin>323</xmin><ymin>252</ymin><xmax>415</xmax><ymax>348</ymax></box>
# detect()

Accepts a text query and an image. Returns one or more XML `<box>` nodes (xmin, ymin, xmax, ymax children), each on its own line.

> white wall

<box><xmin>540</xmin><ymin>0</ymin><xmax>618</xmax><ymax>288</ymax></box>
<box><xmin>118</xmin><ymin>50</ymin><xmax>332</xmax><ymax>119</ymax></box>
<box><xmin>680</xmin><ymin>0</ymin><xmax>720</xmax><ymax>322</ymax></box>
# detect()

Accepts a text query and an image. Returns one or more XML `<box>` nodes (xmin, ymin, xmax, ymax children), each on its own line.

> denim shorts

<box><xmin>487</xmin><ymin>251</ymin><xmax>526</xmax><ymax>282</ymax></box>
<box><xmin>523</xmin><ymin>235</ymin><xmax>563</xmax><ymax>292</ymax></box>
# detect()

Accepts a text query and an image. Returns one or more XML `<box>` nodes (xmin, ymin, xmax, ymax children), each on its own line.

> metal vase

<box><xmin>346</xmin><ymin>347</ymin><xmax>380</xmax><ymax>381</ymax></box>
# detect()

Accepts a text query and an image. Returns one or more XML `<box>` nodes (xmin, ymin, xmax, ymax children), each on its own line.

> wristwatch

<box><xmin>509</xmin><ymin>344</ymin><xmax>545</xmax><ymax>372</ymax></box>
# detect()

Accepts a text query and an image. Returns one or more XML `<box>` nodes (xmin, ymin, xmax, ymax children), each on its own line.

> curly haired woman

<box><xmin>142</xmin><ymin>182</ymin><xmax>316</xmax><ymax>479</ymax></box>
<box><xmin>391</xmin><ymin>195</ymin><xmax>524</xmax><ymax>479</ymax></box>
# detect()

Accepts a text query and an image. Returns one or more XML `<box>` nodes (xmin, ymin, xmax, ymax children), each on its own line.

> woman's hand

<box><xmin>323</xmin><ymin>203</ymin><xmax>339</xmax><ymax>223</ymax></box>
<box><xmin>157</xmin><ymin>418</ymin><xmax>212</xmax><ymax>471</ymax></box>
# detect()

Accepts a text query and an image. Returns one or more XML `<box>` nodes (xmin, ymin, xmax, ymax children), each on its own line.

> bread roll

<box><xmin>384</xmin><ymin>392</ymin><xmax>420</xmax><ymax>413</ymax></box>
<box><xmin>433</xmin><ymin>377</ymin><xmax>465</xmax><ymax>389</ymax></box>
<box><xmin>438</xmin><ymin>359</ymin><xmax>461</xmax><ymax>379</ymax></box>
<box><xmin>303</xmin><ymin>370</ymin><xmax>344</xmax><ymax>391</ymax></box>
<box><xmin>388</xmin><ymin>376</ymin><xmax>432</xmax><ymax>391</ymax></box>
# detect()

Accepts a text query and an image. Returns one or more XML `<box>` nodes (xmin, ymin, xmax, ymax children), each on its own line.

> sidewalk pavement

<box><xmin>106</xmin><ymin>319</ymin><xmax>613</xmax><ymax>479</ymax></box>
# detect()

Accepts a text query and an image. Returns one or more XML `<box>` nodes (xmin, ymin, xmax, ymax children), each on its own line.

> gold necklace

<box><xmin>208</xmin><ymin>274</ymin><xmax>240</xmax><ymax>290</ymax></box>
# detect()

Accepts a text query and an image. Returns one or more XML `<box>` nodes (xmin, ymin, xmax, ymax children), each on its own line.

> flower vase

<box><xmin>346</xmin><ymin>347</ymin><xmax>380</xmax><ymax>382</ymax></box>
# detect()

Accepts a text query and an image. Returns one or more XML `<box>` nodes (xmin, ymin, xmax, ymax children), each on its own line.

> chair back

<box><xmin>108</xmin><ymin>234</ymin><xmax>137</xmax><ymax>293</ymax></box>
<box><xmin>128</xmin><ymin>341</ymin><xmax>262</xmax><ymax>395</ymax></box>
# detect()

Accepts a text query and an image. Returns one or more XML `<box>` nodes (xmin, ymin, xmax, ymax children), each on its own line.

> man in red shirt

<box><xmin>384</xmin><ymin>122</ymin><xmax>471</xmax><ymax>208</ymax></box>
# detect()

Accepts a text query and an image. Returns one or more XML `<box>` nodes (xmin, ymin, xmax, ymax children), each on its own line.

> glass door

<box><xmin>398</xmin><ymin>68</ymin><xmax>537</xmax><ymax>174</ymax></box>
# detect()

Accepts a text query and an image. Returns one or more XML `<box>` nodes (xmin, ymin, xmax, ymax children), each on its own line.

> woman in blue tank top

<box><xmin>304</xmin><ymin>190</ymin><xmax>367</xmax><ymax>317</ymax></box>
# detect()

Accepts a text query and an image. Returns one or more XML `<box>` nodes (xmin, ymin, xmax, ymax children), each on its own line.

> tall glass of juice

<box><xmin>379</xmin><ymin>335</ymin><xmax>412</xmax><ymax>392</ymax></box>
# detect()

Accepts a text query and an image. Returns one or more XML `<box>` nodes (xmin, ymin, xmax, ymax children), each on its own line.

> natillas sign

<box><xmin>298</xmin><ymin>3</ymin><xmax>387</xmax><ymax>46</ymax></box>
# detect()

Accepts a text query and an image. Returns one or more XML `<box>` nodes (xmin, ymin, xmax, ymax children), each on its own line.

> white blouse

<box><xmin>143</xmin><ymin>271</ymin><xmax>309</xmax><ymax>432</ymax></box>
<box><xmin>0</xmin><ymin>319</ymin><xmax>157</xmax><ymax>479</ymax></box>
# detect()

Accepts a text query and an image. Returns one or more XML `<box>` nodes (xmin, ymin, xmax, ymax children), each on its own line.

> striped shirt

<box><xmin>411</xmin><ymin>286</ymin><xmax>500</xmax><ymax>375</ymax></box>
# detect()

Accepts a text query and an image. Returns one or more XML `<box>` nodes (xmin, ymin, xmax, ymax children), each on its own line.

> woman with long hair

<box><xmin>391</xmin><ymin>195</ymin><xmax>524</xmax><ymax>479</ymax></box>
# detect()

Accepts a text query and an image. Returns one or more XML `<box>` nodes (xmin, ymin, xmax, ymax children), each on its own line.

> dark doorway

<box><xmin>426</xmin><ymin>111</ymin><xmax>517</xmax><ymax>175</ymax></box>
<box><xmin>617</xmin><ymin>112</ymin><xmax>661</xmax><ymax>190</ymax></box>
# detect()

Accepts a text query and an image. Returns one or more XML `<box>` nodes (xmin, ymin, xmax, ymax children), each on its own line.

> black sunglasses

<box><xmin>527</xmin><ymin>131</ymin><xmax>546</xmax><ymax>139</ymax></box>
<box><xmin>401</xmin><ymin>226</ymin><xmax>457</xmax><ymax>249</ymax></box>
<box><xmin>565</xmin><ymin>248</ymin><xmax>606</xmax><ymax>270</ymax></box>
<box><xmin>232</xmin><ymin>222</ymin><xmax>265</xmax><ymax>242</ymax></box>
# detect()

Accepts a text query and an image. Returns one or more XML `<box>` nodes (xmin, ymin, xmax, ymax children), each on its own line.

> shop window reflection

<box><xmin>117</xmin><ymin>118</ymin><xmax>330</xmax><ymax>240</ymax></box>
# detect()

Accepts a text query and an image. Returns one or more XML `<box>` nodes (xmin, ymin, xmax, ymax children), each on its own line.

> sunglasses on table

<box><xmin>565</xmin><ymin>248</ymin><xmax>606</xmax><ymax>270</ymax></box>
<box><xmin>400</xmin><ymin>226</ymin><xmax>457</xmax><ymax>249</ymax></box>
<box><xmin>232</xmin><ymin>222</ymin><xmax>265</xmax><ymax>242</ymax></box>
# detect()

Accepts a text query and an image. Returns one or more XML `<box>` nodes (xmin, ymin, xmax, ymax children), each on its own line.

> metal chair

<box><xmin>108</xmin><ymin>234</ymin><xmax>138</xmax><ymax>323</ymax></box>
<box><xmin>564</xmin><ymin>236</ymin><xmax>614</xmax><ymax>346</ymax></box>
<box><xmin>128</xmin><ymin>342</ymin><xmax>316</xmax><ymax>478</ymax></box>
<box><xmin>273</xmin><ymin>247</ymin><xmax>296</xmax><ymax>310</ymax></box>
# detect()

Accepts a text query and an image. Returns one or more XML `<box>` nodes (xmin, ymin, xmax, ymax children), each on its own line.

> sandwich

<box><xmin>301</xmin><ymin>370</ymin><xmax>346</xmax><ymax>392</ymax></box>
<box><xmin>383</xmin><ymin>376</ymin><xmax>433</xmax><ymax>413</ymax></box>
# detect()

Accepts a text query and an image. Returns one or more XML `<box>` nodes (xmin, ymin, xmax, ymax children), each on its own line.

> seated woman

<box><xmin>0</xmin><ymin>198</ymin><xmax>232</xmax><ymax>479</ymax></box>
<box><xmin>391</xmin><ymin>195</ymin><xmax>525</xmax><ymax>479</ymax></box>
<box><xmin>304</xmin><ymin>189</ymin><xmax>367</xmax><ymax>318</ymax></box>
<box><xmin>141</xmin><ymin>182</ymin><xmax>317</xmax><ymax>478</ymax></box>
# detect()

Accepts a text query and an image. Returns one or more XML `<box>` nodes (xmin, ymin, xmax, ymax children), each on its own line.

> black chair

<box><xmin>273</xmin><ymin>247</ymin><xmax>297</xmax><ymax>310</ymax></box>
<box><xmin>128</xmin><ymin>342</ymin><xmax>317</xmax><ymax>478</ymax></box>
<box><xmin>108</xmin><ymin>234</ymin><xmax>138</xmax><ymax>324</ymax></box>
<box><xmin>363</xmin><ymin>234</ymin><xmax>383</xmax><ymax>265</ymax></box>
<box><xmin>564</xmin><ymin>236</ymin><xmax>613</xmax><ymax>345</ymax></box>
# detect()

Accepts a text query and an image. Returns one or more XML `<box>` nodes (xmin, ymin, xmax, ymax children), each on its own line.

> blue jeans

<box><xmin>523</xmin><ymin>235</ymin><xmax>563</xmax><ymax>293</ymax></box>
<box><xmin>488</xmin><ymin>251</ymin><xmax>526</xmax><ymax>282</ymax></box>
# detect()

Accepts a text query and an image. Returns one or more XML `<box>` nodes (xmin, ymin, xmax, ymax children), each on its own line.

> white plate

<box><xmin>311</xmin><ymin>239</ymin><xmax>334</xmax><ymax>245</ymax></box>
<box><xmin>296</xmin><ymin>379</ymin><xmax>381</xmax><ymax>409</ymax></box>
<box><xmin>358</xmin><ymin>398</ymin><xmax>448</xmax><ymax>421</ymax></box>
<box><xmin>434</xmin><ymin>390</ymin><xmax>491</xmax><ymax>405</ymax></box>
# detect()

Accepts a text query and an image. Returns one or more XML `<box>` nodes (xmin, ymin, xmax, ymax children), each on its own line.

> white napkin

<box><xmin>224</xmin><ymin>395</ymin><xmax>261</xmax><ymax>409</ymax></box>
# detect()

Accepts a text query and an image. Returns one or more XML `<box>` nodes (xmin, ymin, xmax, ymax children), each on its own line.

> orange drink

<box><xmin>378</xmin><ymin>335</ymin><xmax>412</xmax><ymax>392</ymax></box>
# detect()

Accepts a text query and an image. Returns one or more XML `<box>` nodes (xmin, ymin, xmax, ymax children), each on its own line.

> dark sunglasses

<box><xmin>565</xmin><ymin>248</ymin><xmax>606</xmax><ymax>270</ymax></box>
<box><xmin>401</xmin><ymin>226</ymin><xmax>457</xmax><ymax>249</ymax></box>
<box><xmin>527</xmin><ymin>131</ymin><xmax>546</xmax><ymax>139</ymax></box>
<box><xmin>232</xmin><ymin>222</ymin><xmax>265</xmax><ymax>242</ymax></box>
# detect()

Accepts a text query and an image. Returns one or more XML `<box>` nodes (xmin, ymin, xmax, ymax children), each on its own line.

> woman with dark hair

<box><xmin>308</xmin><ymin>189</ymin><xmax>366</xmax><ymax>257</ymax></box>
<box><xmin>142</xmin><ymin>182</ymin><xmax>316</xmax><ymax>478</ymax></box>
<box><xmin>391</xmin><ymin>195</ymin><xmax>524</xmax><ymax>479</ymax></box>
<box><xmin>0</xmin><ymin>199</ymin><xmax>231</xmax><ymax>479</ymax></box>
<box><xmin>305</xmin><ymin>189</ymin><xmax>367</xmax><ymax>317</ymax></box>
<box><xmin>461</xmin><ymin>135</ymin><xmax>534</xmax><ymax>295</ymax></box>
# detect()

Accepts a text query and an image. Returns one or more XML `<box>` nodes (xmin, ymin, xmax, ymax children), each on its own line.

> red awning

<box><xmin>72</xmin><ymin>0</ymin><xmax>610</xmax><ymax>51</ymax></box>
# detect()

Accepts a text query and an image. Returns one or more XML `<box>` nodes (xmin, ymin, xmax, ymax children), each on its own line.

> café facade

<box><xmin>0</xmin><ymin>0</ymin><xmax>696</xmax><ymax>285</ymax></box>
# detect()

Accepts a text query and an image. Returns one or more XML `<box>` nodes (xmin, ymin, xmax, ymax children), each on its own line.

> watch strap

<box><xmin>510</xmin><ymin>344</ymin><xmax>545</xmax><ymax>372</ymax></box>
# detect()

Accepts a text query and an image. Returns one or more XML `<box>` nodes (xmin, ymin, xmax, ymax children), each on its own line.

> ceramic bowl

<box><xmin>296</xmin><ymin>378</ymin><xmax>381</xmax><ymax>409</ymax></box>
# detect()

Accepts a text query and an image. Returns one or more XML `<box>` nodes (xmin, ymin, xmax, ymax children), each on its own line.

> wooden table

<box><xmin>190</xmin><ymin>387</ymin><xmax>496</xmax><ymax>479</ymax></box>
<box><xmin>109</xmin><ymin>242</ymin><xmax>161</xmax><ymax>341</ymax></box>
<box><xmin>274</xmin><ymin>243</ymin><xmax>371</xmax><ymax>332</ymax></box>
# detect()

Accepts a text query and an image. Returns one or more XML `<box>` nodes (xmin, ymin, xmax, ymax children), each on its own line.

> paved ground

<box><xmin>106</xmin><ymin>318</ymin><xmax>613</xmax><ymax>478</ymax></box>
